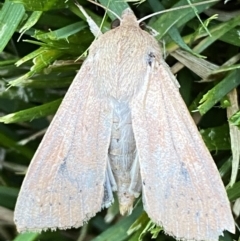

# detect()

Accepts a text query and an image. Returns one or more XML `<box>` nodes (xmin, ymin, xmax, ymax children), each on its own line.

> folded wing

<box><xmin>132</xmin><ymin>59</ymin><xmax>234</xmax><ymax>241</ymax></box>
<box><xmin>14</xmin><ymin>60</ymin><xmax>113</xmax><ymax>232</ymax></box>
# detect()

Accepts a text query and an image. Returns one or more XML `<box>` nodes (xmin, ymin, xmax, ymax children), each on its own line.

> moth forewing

<box><xmin>132</xmin><ymin>56</ymin><xmax>235</xmax><ymax>240</ymax></box>
<box><xmin>14</xmin><ymin>6</ymin><xmax>235</xmax><ymax>241</ymax></box>
<box><xmin>14</xmin><ymin>54</ymin><xmax>113</xmax><ymax>232</ymax></box>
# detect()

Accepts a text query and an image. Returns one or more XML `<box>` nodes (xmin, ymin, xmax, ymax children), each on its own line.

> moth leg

<box><xmin>107</xmin><ymin>157</ymin><xmax>117</xmax><ymax>191</ymax></box>
<box><xmin>129</xmin><ymin>152</ymin><xmax>142</xmax><ymax>198</ymax></box>
<box><xmin>102</xmin><ymin>158</ymin><xmax>117</xmax><ymax>208</ymax></box>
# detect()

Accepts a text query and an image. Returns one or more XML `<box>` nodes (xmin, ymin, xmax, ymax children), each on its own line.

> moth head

<box><xmin>120</xmin><ymin>8</ymin><xmax>138</xmax><ymax>27</ymax></box>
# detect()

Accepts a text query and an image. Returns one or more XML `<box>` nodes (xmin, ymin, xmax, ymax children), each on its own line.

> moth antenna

<box><xmin>87</xmin><ymin>0</ymin><xmax>121</xmax><ymax>20</ymax></box>
<box><xmin>138</xmin><ymin>0</ymin><xmax>219</xmax><ymax>23</ymax></box>
<box><xmin>75</xmin><ymin>1</ymin><xmax>102</xmax><ymax>37</ymax></box>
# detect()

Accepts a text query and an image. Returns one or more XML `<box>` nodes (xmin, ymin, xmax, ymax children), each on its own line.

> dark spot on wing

<box><xmin>147</xmin><ymin>52</ymin><xmax>155</xmax><ymax>67</ymax></box>
<box><xmin>59</xmin><ymin>158</ymin><xmax>79</xmax><ymax>187</ymax></box>
<box><xmin>180</xmin><ymin>162</ymin><xmax>190</xmax><ymax>182</ymax></box>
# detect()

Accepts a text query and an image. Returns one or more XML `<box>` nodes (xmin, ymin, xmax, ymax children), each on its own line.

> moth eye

<box><xmin>139</xmin><ymin>22</ymin><xmax>146</xmax><ymax>30</ymax></box>
<box><xmin>111</xmin><ymin>19</ymin><xmax>120</xmax><ymax>29</ymax></box>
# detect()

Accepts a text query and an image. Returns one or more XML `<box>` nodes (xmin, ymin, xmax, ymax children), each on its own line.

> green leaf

<box><xmin>127</xmin><ymin>212</ymin><xmax>150</xmax><ymax>241</ymax></box>
<box><xmin>0</xmin><ymin>186</ymin><xmax>18</xmax><ymax>209</ymax></box>
<box><xmin>229</xmin><ymin>111</ymin><xmax>240</xmax><ymax>129</ymax></box>
<box><xmin>0</xmin><ymin>0</ymin><xmax>25</xmax><ymax>52</ymax></box>
<box><xmin>227</xmin><ymin>181</ymin><xmax>240</xmax><ymax>201</ymax></box>
<box><xmin>220</xmin><ymin>26</ymin><xmax>240</xmax><ymax>47</ymax></box>
<box><xmin>10</xmin><ymin>48</ymin><xmax>63</xmax><ymax>86</ymax></box>
<box><xmin>219</xmin><ymin>158</ymin><xmax>232</xmax><ymax>179</ymax></box>
<box><xmin>36</xmin><ymin>21</ymin><xmax>88</xmax><ymax>40</ymax></box>
<box><xmin>151</xmin><ymin>0</ymin><xmax>217</xmax><ymax>40</ymax></box>
<box><xmin>13</xmin><ymin>233</ymin><xmax>39</xmax><ymax>241</ymax></box>
<box><xmin>0</xmin><ymin>132</ymin><xmax>33</xmax><ymax>158</ymax></box>
<box><xmin>200</xmin><ymin>124</ymin><xmax>230</xmax><ymax>151</ymax></box>
<box><xmin>0</xmin><ymin>98</ymin><xmax>62</xmax><ymax>123</ymax></box>
<box><xmin>11</xmin><ymin>0</ymin><xmax>67</xmax><ymax>11</ymax></box>
<box><xmin>15</xmin><ymin>47</ymin><xmax>47</xmax><ymax>66</ymax></box>
<box><xmin>211</xmin><ymin>63</ymin><xmax>240</xmax><ymax>74</ymax></box>
<box><xmin>15</xmin><ymin>76</ymin><xmax>73</xmax><ymax>89</ymax></box>
<box><xmin>198</xmin><ymin>70</ymin><xmax>240</xmax><ymax>115</ymax></box>
<box><xmin>99</xmin><ymin>0</ymin><xmax>129</xmax><ymax>20</ymax></box>
<box><xmin>19</xmin><ymin>11</ymin><xmax>42</xmax><ymax>34</ymax></box>
<box><xmin>91</xmin><ymin>205</ymin><xmax>142</xmax><ymax>241</ymax></box>
<box><xmin>194</xmin><ymin>14</ymin><xmax>240</xmax><ymax>53</ymax></box>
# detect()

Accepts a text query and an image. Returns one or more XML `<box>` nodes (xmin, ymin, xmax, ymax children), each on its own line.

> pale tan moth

<box><xmin>14</xmin><ymin>2</ymin><xmax>235</xmax><ymax>241</ymax></box>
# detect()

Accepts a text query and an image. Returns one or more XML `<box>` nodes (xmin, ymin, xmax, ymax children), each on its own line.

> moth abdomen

<box><xmin>108</xmin><ymin>100</ymin><xmax>140</xmax><ymax>214</ymax></box>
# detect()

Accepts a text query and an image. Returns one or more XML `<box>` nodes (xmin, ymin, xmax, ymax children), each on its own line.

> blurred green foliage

<box><xmin>0</xmin><ymin>0</ymin><xmax>240</xmax><ymax>241</ymax></box>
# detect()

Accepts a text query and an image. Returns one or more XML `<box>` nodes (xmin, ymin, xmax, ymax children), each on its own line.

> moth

<box><xmin>14</xmin><ymin>7</ymin><xmax>235</xmax><ymax>241</ymax></box>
